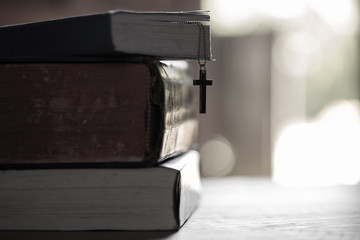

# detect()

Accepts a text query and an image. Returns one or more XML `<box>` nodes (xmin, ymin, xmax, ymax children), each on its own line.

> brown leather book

<box><xmin>0</xmin><ymin>60</ymin><xmax>197</xmax><ymax>168</ymax></box>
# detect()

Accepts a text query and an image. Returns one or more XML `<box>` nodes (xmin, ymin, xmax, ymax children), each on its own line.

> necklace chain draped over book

<box><xmin>183</xmin><ymin>22</ymin><xmax>212</xmax><ymax>114</ymax></box>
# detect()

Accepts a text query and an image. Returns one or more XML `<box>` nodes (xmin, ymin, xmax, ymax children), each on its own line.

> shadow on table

<box><xmin>0</xmin><ymin>231</ymin><xmax>176</xmax><ymax>240</ymax></box>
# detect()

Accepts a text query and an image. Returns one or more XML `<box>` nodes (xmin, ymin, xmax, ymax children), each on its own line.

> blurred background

<box><xmin>1</xmin><ymin>0</ymin><xmax>359</xmax><ymax>187</ymax></box>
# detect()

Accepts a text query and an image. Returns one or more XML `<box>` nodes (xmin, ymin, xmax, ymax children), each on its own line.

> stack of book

<box><xmin>0</xmin><ymin>10</ymin><xmax>211</xmax><ymax>230</ymax></box>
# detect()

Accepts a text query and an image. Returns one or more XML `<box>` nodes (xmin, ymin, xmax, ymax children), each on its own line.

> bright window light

<box><xmin>307</xmin><ymin>0</ymin><xmax>358</xmax><ymax>35</ymax></box>
<box><xmin>260</xmin><ymin>0</ymin><xmax>305</xmax><ymax>20</ymax></box>
<box><xmin>202</xmin><ymin>0</ymin><xmax>358</xmax><ymax>36</ymax></box>
<box><xmin>273</xmin><ymin>101</ymin><xmax>360</xmax><ymax>187</ymax></box>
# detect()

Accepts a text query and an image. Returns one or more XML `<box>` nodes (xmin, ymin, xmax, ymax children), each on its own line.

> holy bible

<box><xmin>0</xmin><ymin>10</ymin><xmax>211</xmax><ymax>61</ymax></box>
<box><xmin>0</xmin><ymin>60</ymin><xmax>197</xmax><ymax>167</ymax></box>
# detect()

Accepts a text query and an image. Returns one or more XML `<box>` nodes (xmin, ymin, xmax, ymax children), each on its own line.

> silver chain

<box><xmin>181</xmin><ymin>22</ymin><xmax>207</xmax><ymax>70</ymax></box>
<box><xmin>196</xmin><ymin>22</ymin><xmax>207</xmax><ymax>70</ymax></box>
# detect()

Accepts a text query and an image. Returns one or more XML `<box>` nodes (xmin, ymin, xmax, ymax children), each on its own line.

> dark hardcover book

<box><xmin>0</xmin><ymin>150</ymin><xmax>201</xmax><ymax>230</ymax></box>
<box><xmin>0</xmin><ymin>10</ymin><xmax>211</xmax><ymax>61</ymax></box>
<box><xmin>0</xmin><ymin>60</ymin><xmax>197</xmax><ymax>167</ymax></box>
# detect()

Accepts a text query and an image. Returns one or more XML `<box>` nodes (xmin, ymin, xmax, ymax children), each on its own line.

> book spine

<box><xmin>147</xmin><ymin>61</ymin><xmax>198</xmax><ymax>163</ymax></box>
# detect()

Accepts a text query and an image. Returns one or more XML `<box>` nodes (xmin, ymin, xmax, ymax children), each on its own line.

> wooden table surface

<box><xmin>1</xmin><ymin>177</ymin><xmax>359</xmax><ymax>240</ymax></box>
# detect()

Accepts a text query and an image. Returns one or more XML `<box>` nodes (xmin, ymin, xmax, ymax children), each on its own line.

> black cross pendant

<box><xmin>193</xmin><ymin>69</ymin><xmax>212</xmax><ymax>114</ymax></box>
